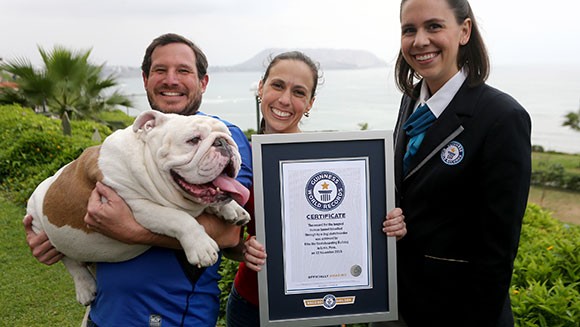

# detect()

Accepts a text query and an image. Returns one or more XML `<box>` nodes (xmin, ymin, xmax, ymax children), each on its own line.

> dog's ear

<box><xmin>132</xmin><ymin>110</ymin><xmax>168</xmax><ymax>132</ymax></box>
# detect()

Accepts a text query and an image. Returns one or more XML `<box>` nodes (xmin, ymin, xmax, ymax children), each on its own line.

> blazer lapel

<box><xmin>403</xmin><ymin>82</ymin><xmax>476</xmax><ymax>180</ymax></box>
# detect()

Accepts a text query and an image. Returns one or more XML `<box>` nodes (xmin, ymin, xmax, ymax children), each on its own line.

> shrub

<box><xmin>564</xmin><ymin>174</ymin><xmax>580</xmax><ymax>191</ymax></box>
<box><xmin>97</xmin><ymin>109</ymin><xmax>134</xmax><ymax>131</ymax></box>
<box><xmin>531</xmin><ymin>162</ymin><xmax>565</xmax><ymax>188</ymax></box>
<box><xmin>217</xmin><ymin>256</ymin><xmax>240</xmax><ymax>326</ymax></box>
<box><xmin>0</xmin><ymin>104</ymin><xmax>111</xmax><ymax>204</ymax></box>
<box><xmin>511</xmin><ymin>204</ymin><xmax>580</xmax><ymax>326</ymax></box>
<box><xmin>532</xmin><ymin>145</ymin><xmax>545</xmax><ymax>152</ymax></box>
<box><xmin>531</xmin><ymin>151</ymin><xmax>580</xmax><ymax>192</ymax></box>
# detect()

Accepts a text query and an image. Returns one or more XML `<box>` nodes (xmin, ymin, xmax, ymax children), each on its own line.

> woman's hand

<box><xmin>383</xmin><ymin>207</ymin><xmax>406</xmax><ymax>241</ymax></box>
<box><xmin>243</xmin><ymin>236</ymin><xmax>267</xmax><ymax>272</ymax></box>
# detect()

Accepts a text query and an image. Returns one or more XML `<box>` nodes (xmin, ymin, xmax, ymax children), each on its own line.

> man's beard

<box><xmin>146</xmin><ymin>91</ymin><xmax>203</xmax><ymax>116</ymax></box>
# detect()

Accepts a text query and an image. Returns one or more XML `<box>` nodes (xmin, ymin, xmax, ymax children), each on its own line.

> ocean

<box><xmin>117</xmin><ymin>64</ymin><xmax>580</xmax><ymax>154</ymax></box>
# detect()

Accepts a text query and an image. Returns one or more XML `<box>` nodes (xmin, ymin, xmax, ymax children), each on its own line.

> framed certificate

<box><xmin>252</xmin><ymin>130</ymin><xmax>397</xmax><ymax>326</ymax></box>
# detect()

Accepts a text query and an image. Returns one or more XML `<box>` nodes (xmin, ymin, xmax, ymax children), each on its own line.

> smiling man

<box><xmin>24</xmin><ymin>33</ymin><xmax>253</xmax><ymax>327</ymax></box>
<box><xmin>142</xmin><ymin>39</ymin><xmax>208</xmax><ymax>116</ymax></box>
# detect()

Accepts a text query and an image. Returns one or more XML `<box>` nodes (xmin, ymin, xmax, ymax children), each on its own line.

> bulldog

<box><xmin>26</xmin><ymin>110</ymin><xmax>250</xmax><ymax>305</ymax></box>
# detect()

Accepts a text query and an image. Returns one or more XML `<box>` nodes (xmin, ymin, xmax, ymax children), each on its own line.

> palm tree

<box><xmin>563</xmin><ymin>107</ymin><xmax>580</xmax><ymax>132</ymax></box>
<box><xmin>0</xmin><ymin>46</ymin><xmax>132</xmax><ymax>119</ymax></box>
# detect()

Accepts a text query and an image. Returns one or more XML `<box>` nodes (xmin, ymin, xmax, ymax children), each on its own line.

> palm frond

<box><xmin>3</xmin><ymin>46</ymin><xmax>132</xmax><ymax>119</ymax></box>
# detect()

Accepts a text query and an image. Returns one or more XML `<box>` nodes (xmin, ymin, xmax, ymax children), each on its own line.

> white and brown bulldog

<box><xmin>26</xmin><ymin>110</ymin><xmax>250</xmax><ymax>305</ymax></box>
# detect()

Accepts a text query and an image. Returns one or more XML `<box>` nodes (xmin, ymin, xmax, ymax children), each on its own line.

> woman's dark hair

<box><xmin>141</xmin><ymin>33</ymin><xmax>208</xmax><ymax>80</ymax></box>
<box><xmin>395</xmin><ymin>0</ymin><xmax>490</xmax><ymax>96</ymax></box>
<box><xmin>259</xmin><ymin>51</ymin><xmax>322</xmax><ymax>133</ymax></box>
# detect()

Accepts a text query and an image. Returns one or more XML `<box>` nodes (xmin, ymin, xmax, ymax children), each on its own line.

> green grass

<box><xmin>0</xmin><ymin>197</ymin><xmax>85</xmax><ymax>326</ymax></box>
<box><xmin>528</xmin><ymin>186</ymin><xmax>580</xmax><ymax>225</ymax></box>
<box><xmin>533</xmin><ymin>152</ymin><xmax>580</xmax><ymax>174</ymax></box>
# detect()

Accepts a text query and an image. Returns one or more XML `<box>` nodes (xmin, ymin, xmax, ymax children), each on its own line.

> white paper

<box><xmin>280</xmin><ymin>158</ymin><xmax>371</xmax><ymax>294</ymax></box>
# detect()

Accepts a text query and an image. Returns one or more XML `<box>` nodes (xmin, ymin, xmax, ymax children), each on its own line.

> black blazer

<box><xmin>393</xmin><ymin>81</ymin><xmax>531</xmax><ymax>327</ymax></box>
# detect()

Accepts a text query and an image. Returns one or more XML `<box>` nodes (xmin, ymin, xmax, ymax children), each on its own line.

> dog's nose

<box><xmin>213</xmin><ymin>137</ymin><xmax>228</xmax><ymax>148</ymax></box>
<box><xmin>213</xmin><ymin>137</ymin><xmax>232</xmax><ymax>156</ymax></box>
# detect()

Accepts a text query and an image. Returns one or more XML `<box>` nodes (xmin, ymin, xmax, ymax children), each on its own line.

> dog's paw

<box><xmin>61</xmin><ymin>257</ymin><xmax>97</xmax><ymax>305</ymax></box>
<box><xmin>75</xmin><ymin>279</ymin><xmax>97</xmax><ymax>306</ymax></box>
<box><xmin>210</xmin><ymin>202</ymin><xmax>251</xmax><ymax>226</ymax></box>
<box><xmin>182</xmin><ymin>233</ymin><xmax>220</xmax><ymax>267</ymax></box>
<box><xmin>233</xmin><ymin>206</ymin><xmax>250</xmax><ymax>226</ymax></box>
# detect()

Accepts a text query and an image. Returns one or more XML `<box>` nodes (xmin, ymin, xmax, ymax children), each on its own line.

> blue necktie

<box><xmin>403</xmin><ymin>103</ymin><xmax>436</xmax><ymax>174</ymax></box>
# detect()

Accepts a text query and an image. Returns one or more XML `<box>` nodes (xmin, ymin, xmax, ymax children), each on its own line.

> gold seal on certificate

<box><xmin>351</xmin><ymin>265</ymin><xmax>362</xmax><ymax>277</ymax></box>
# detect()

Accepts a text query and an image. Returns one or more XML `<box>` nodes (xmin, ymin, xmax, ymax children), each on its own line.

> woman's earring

<box><xmin>257</xmin><ymin>96</ymin><xmax>262</xmax><ymax>103</ymax></box>
<box><xmin>304</xmin><ymin>111</ymin><xmax>310</xmax><ymax>117</ymax></box>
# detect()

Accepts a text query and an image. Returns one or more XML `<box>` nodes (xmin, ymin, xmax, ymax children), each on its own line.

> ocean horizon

<box><xmin>117</xmin><ymin>64</ymin><xmax>580</xmax><ymax>154</ymax></box>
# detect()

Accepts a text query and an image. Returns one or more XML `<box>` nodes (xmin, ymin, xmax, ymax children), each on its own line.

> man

<box><xmin>23</xmin><ymin>33</ymin><xmax>252</xmax><ymax>326</ymax></box>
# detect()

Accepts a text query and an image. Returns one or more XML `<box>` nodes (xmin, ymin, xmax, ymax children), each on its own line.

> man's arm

<box><xmin>85</xmin><ymin>182</ymin><xmax>242</xmax><ymax>249</ymax></box>
<box><xmin>24</xmin><ymin>181</ymin><xmax>244</xmax><ymax>266</ymax></box>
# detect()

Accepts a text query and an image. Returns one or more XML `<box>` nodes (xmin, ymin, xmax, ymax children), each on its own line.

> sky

<box><xmin>1</xmin><ymin>0</ymin><xmax>579</xmax><ymax>68</ymax></box>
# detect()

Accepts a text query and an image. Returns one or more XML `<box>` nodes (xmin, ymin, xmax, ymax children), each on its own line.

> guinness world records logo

<box><xmin>323</xmin><ymin>294</ymin><xmax>337</xmax><ymax>309</ymax></box>
<box><xmin>305</xmin><ymin>171</ymin><xmax>345</xmax><ymax>211</ymax></box>
<box><xmin>440</xmin><ymin>140</ymin><xmax>465</xmax><ymax>166</ymax></box>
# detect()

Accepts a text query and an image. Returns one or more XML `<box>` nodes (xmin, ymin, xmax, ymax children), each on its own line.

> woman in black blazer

<box><xmin>389</xmin><ymin>0</ymin><xmax>531</xmax><ymax>326</ymax></box>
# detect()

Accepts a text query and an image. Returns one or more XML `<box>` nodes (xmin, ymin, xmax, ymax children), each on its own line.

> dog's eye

<box><xmin>188</xmin><ymin>136</ymin><xmax>201</xmax><ymax>145</ymax></box>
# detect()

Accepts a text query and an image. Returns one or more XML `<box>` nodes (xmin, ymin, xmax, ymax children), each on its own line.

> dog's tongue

<box><xmin>213</xmin><ymin>175</ymin><xmax>250</xmax><ymax>205</ymax></box>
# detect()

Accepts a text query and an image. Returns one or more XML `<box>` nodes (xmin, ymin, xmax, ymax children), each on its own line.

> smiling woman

<box><xmin>225</xmin><ymin>50</ymin><xmax>322</xmax><ymax>327</ymax></box>
<box><xmin>399</xmin><ymin>0</ymin><xmax>473</xmax><ymax>94</ymax></box>
<box><xmin>257</xmin><ymin>52</ymin><xmax>318</xmax><ymax>134</ymax></box>
<box><xmin>386</xmin><ymin>0</ymin><xmax>532</xmax><ymax>326</ymax></box>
